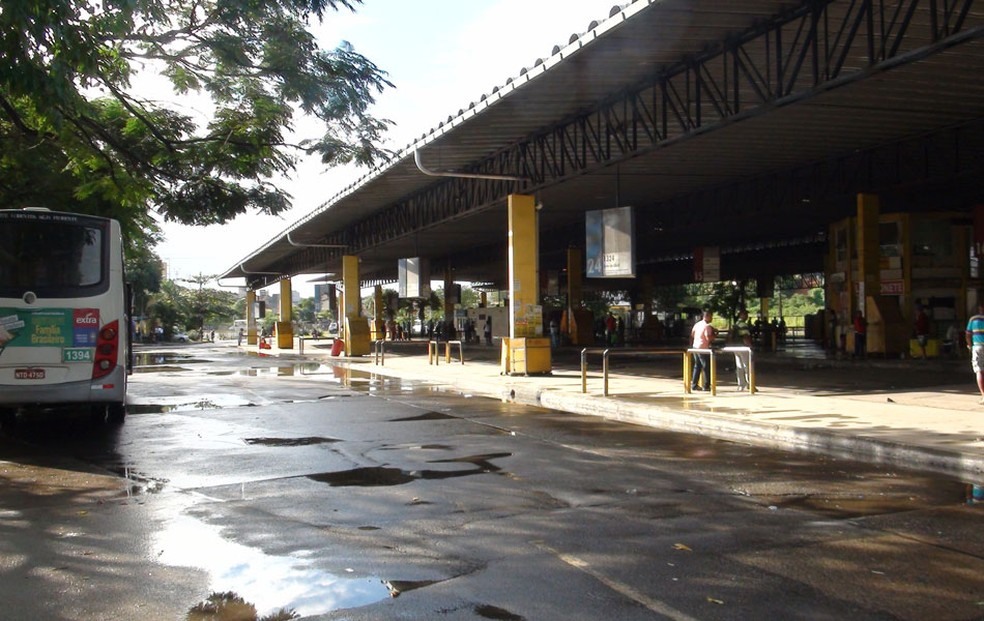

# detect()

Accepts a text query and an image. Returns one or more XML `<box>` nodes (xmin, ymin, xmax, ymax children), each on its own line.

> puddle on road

<box><xmin>243</xmin><ymin>436</ymin><xmax>341</xmax><ymax>447</ymax></box>
<box><xmin>475</xmin><ymin>604</ymin><xmax>526</xmax><ymax>620</ymax></box>
<box><xmin>156</xmin><ymin>515</ymin><xmax>392</xmax><ymax>617</ymax></box>
<box><xmin>390</xmin><ymin>411</ymin><xmax>456</xmax><ymax>422</ymax></box>
<box><xmin>134</xmin><ymin>352</ymin><xmax>208</xmax><ymax>367</ymax></box>
<box><xmin>308</xmin><ymin>453</ymin><xmax>512</xmax><ymax>487</ymax></box>
<box><xmin>134</xmin><ymin>365</ymin><xmax>191</xmax><ymax>374</ymax></box>
<box><xmin>127</xmin><ymin>394</ymin><xmax>255</xmax><ymax>414</ymax></box>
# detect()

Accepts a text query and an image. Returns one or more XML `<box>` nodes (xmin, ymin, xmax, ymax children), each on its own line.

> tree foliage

<box><xmin>147</xmin><ymin>276</ymin><xmax>237</xmax><ymax>336</ymax></box>
<box><xmin>0</xmin><ymin>0</ymin><xmax>392</xmax><ymax>226</ymax></box>
<box><xmin>125</xmin><ymin>245</ymin><xmax>165</xmax><ymax>317</ymax></box>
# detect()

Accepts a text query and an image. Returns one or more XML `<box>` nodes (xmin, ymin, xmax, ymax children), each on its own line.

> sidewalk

<box><xmin>262</xmin><ymin>337</ymin><xmax>984</xmax><ymax>481</ymax></box>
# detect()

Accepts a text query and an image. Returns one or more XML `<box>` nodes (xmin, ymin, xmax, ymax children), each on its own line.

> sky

<box><xmin>156</xmin><ymin>0</ymin><xmax>622</xmax><ymax>297</ymax></box>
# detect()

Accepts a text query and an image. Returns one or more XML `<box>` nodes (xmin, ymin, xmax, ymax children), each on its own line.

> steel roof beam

<box><xmin>323</xmin><ymin>0</ymin><xmax>981</xmax><ymax>266</ymax></box>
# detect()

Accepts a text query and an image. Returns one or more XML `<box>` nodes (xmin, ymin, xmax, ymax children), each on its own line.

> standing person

<box><xmin>237</xmin><ymin>328</ymin><xmax>244</xmax><ymax>347</ymax></box>
<box><xmin>914</xmin><ymin>304</ymin><xmax>931</xmax><ymax>359</ymax></box>
<box><xmin>549</xmin><ymin>316</ymin><xmax>559</xmax><ymax>348</ymax></box>
<box><xmin>732</xmin><ymin>309</ymin><xmax>752</xmax><ymax>391</ymax></box>
<box><xmin>690</xmin><ymin>309</ymin><xmax>716</xmax><ymax>391</ymax></box>
<box><xmin>965</xmin><ymin>303</ymin><xmax>984</xmax><ymax>404</ymax></box>
<box><xmin>605</xmin><ymin>312</ymin><xmax>617</xmax><ymax>346</ymax></box>
<box><xmin>853</xmin><ymin>310</ymin><xmax>867</xmax><ymax>358</ymax></box>
<box><xmin>484</xmin><ymin>316</ymin><xmax>493</xmax><ymax>346</ymax></box>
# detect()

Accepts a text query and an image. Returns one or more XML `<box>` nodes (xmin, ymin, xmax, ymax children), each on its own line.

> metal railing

<box><xmin>428</xmin><ymin>340</ymin><xmax>464</xmax><ymax>365</ymax></box>
<box><xmin>372</xmin><ymin>339</ymin><xmax>386</xmax><ymax>365</ymax></box>
<box><xmin>684</xmin><ymin>348</ymin><xmax>718</xmax><ymax>396</ymax></box>
<box><xmin>580</xmin><ymin>346</ymin><xmax>756</xmax><ymax>396</ymax></box>
<box><xmin>581</xmin><ymin>348</ymin><xmax>688</xmax><ymax>396</ymax></box>
<box><xmin>685</xmin><ymin>347</ymin><xmax>756</xmax><ymax>396</ymax></box>
<box><xmin>721</xmin><ymin>346</ymin><xmax>755</xmax><ymax>394</ymax></box>
<box><xmin>298</xmin><ymin>335</ymin><xmax>330</xmax><ymax>355</ymax></box>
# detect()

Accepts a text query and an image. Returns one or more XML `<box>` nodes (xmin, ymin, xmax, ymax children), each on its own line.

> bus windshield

<box><xmin>0</xmin><ymin>212</ymin><xmax>108</xmax><ymax>297</ymax></box>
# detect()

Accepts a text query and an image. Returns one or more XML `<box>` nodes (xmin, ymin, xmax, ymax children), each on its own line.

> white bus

<box><xmin>0</xmin><ymin>208</ymin><xmax>130</xmax><ymax>425</ymax></box>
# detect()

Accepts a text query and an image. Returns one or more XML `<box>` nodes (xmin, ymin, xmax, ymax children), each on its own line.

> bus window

<box><xmin>0</xmin><ymin>220</ymin><xmax>105</xmax><ymax>294</ymax></box>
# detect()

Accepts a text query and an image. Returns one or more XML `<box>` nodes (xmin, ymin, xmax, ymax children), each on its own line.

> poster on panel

<box><xmin>585</xmin><ymin>206</ymin><xmax>635</xmax><ymax>278</ymax></box>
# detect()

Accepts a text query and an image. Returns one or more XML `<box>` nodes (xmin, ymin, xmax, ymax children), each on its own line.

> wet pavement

<box><xmin>1</xmin><ymin>341</ymin><xmax>983</xmax><ymax>620</ymax></box>
<box><xmin>298</xmin><ymin>337</ymin><xmax>984</xmax><ymax>481</ymax></box>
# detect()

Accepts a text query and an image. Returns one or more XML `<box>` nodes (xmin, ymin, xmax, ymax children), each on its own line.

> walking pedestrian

<box><xmin>965</xmin><ymin>303</ymin><xmax>984</xmax><ymax>404</ymax></box>
<box><xmin>484</xmin><ymin>316</ymin><xmax>492</xmax><ymax>346</ymax></box>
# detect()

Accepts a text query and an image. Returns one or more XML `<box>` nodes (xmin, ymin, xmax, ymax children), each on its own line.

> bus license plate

<box><xmin>14</xmin><ymin>368</ymin><xmax>45</xmax><ymax>380</ymax></box>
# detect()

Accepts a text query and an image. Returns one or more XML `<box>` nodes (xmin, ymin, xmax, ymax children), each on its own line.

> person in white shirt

<box><xmin>690</xmin><ymin>309</ymin><xmax>716</xmax><ymax>391</ymax></box>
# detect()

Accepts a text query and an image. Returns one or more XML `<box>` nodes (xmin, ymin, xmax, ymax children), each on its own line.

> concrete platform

<box><xmin>261</xmin><ymin>337</ymin><xmax>984</xmax><ymax>481</ymax></box>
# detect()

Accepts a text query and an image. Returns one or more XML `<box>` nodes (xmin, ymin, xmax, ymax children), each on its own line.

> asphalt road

<box><xmin>0</xmin><ymin>343</ymin><xmax>981</xmax><ymax>620</ymax></box>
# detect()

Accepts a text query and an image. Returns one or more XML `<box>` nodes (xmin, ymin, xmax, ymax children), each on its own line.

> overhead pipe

<box><xmin>238</xmin><ymin>263</ymin><xmax>283</xmax><ymax>276</ymax></box>
<box><xmin>414</xmin><ymin>149</ymin><xmax>526</xmax><ymax>181</ymax></box>
<box><xmin>286</xmin><ymin>232</ymin><xmax>348</xmax><ymax>248</ymax></box>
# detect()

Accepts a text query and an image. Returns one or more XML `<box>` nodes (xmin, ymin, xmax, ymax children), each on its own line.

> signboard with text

<box><xmin>585</xmin><ymin>206</ymin><xmax>636</xmax><ymax>278</ymax></box>
<box><xmin>0</xmin><ymin>307</ymin><xmax>98</xmax><ymax>362</ymax></box>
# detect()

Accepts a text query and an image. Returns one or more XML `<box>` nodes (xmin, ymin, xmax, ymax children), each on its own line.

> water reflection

<box><xmin>127</xmin><ymin>395</ymin><xmax>255</xmax><ymax>413</ymax></box>
<box><xmin>187</xmin><ymin>591</ymin><xmax>297</xmax><ymax>620</ymax></box>
<box><xmin>158</xmin><ymin>515</ymin><xmax>391</xmax><ymax>617</ymax></box>
<box><xmin>308</xmin><ymin>453</ymin><xmax>512</xmax><ymax>486</ymax></box>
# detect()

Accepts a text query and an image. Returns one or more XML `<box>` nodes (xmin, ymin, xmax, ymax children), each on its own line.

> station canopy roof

<box><xmin>222</xmin><ymin>0</ymin><xmax>984</xmax><ymax>291</ymax></box>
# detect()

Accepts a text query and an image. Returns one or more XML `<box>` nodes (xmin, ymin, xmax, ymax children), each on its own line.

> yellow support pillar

<box><xmin>246</xmin><ymin>290</ymin><xmax>257</xmax><ymax>345</ymax></box>
<box><xmin>276</xmin><ymin>279</ymin><xmax>293</xmax><ymax>349</ymax></box>
<box><xmin>507</xmin><ymin>194</ymin><xmax>550</xmax><ymax>374</ymax></box>
<box><xmin>342</xmin><ymin>255</ymin><xmax>370</xmax><ymax>356</ymax></box>
<box><xmin>565</xmin><ymin>246</ymin><xmax>592</xmax><ymax>346</ymax></box>
<box><xmin>857</xmin><ymin>193</ymin><xmax>881</xmax><ymax>353</ymax></box>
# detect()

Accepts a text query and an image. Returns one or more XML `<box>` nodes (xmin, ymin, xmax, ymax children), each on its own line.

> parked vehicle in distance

<box><xmin>172</xmin><ymin>332</ymin><xmax>190</xmax><ymax>343</ymax></box>
<box><xmin>328</xmin><ymin>321</ymin><xmax>338</xmax><ymax>334</ymax></box>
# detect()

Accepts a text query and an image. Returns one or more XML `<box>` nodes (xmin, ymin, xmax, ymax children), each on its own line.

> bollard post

<box><xmin>683</xmin><ymin>351</ymin><xmax>691</xmax><ymax>393</ymax></box>
<box><xmin>749</xmin><ymin>348</ymin><xmax>756</xmax><ymax>393</ymax></box>
<box><xmin>603</xmin><ymin>349</ymin><xmax>610</xmax><ymax>397</ymax></box>
<box><xmin>581</xmin><ymin>349</ymin><xmax>588</xmax><ymax>393</ymax></box>
<box><xmin>710</xmin><ymin>350</ymin><xmax>717</xmax><ymax>396</ymax></box>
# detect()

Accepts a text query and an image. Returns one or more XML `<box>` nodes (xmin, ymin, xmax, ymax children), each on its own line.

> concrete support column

<box><xmin>564</xmin><ymin>246</ymin><xmax>591</xmax><ymax>345</ymax></box>
<box><xmin>640</xmin><ymin>274</ymin><xmax>655</xmax><ymax>341</ymax></box>
<box><xmin>505</xmin><ymin>193</ymin><xmax>550</xmax><ymax>374</ymax></box>
<box><xmin>856</xmin><ymin>193</ymin><xmax>881</xmax><ymax>352</ymax></box>
<box><xmin>246</xmin><ymin>290</ymin><xmax>257</xmax><ymax>345</ymax></box>
<box><xmin>276</xmin><ymin>279</ymin><xmax>293</xmax><ymax>349</ymax></box>
<box><xmin>508</xmin><ymin>194</ymin><xmax>538</xmax><ymax>338</ymax></box>
<box><xmin>342</xmin><ymin>255</ymin><xmax>370</xmax><ymax>356</ymax></box>
<box><xmin>444</xmin><ymin>264</ymin><xmax>454</xmax><ymax>335</ymax></box>
<box><xmin>371</xmin><ymin>284</ymin><xmax>384</xmax><ymax>341</ymax></box>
